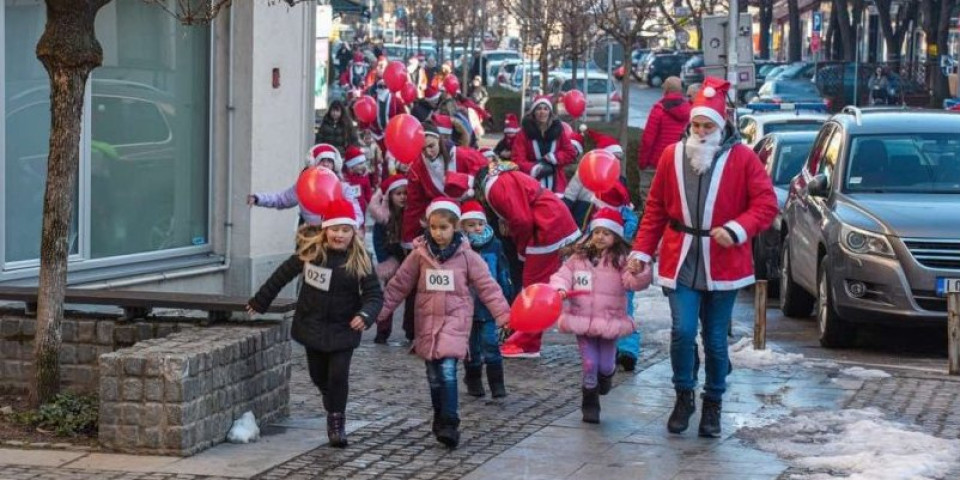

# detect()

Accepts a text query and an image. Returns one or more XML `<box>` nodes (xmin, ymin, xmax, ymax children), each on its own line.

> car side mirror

<box><xmin>807</xmin><ymin>173</ymin><xmax>830</xmax><ymax>198</ymax></box>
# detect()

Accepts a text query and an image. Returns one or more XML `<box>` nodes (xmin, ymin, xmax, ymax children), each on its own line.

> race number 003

<box><xmin>426</xmin><ymin>269</ymin><xmax>454</xmax><ymax>292</ymax></box>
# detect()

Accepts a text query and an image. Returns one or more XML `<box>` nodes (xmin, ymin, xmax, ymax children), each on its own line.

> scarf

<box><xmin>467</xmin><ymin>225</ymin><xmax>495</xmax><ymax>249</ymax></box>
<box><xmin>427</xmin><ymin>232</ymin><xmax>463</xmax><ymax>263</ymax></box>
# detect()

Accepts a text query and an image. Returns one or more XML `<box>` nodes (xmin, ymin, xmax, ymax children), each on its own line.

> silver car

<box><xmin>780</xmin><ymin>107</ymin><xmax>960</xmax><ymax>347</ymax></box>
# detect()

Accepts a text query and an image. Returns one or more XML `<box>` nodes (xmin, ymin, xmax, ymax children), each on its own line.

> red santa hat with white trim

<box><xmin>690</xmin><ymin>76</ymin><xmax>731</xmax><ymax>127</ymax></box>
<box><xmin>460</xmin><ymin>200</ymin><xmax>486</xmax><ymax>223</ymax></box>
<box><xmin>479</xmin><ymin>147</ymin><xmax>497</xmax><ymax>160</ymax></box>
<box><xmin>426</xmin><ymin>196</ymin><xmax>461</xmax><ymax>219</ymax></box>
<box><xmin>321</xmin><ymin>198</ymin><xmax>359</xmax><ymax>229</ymax></box>
<box><xmin>593</xmin><ymin>182</ymin><xmax>632</xmax><ymax>210</ymax></box>
<box><xmin>528</xmin><ymin>94</ymin><xmax>553</xmax><ymax>113</ymax></box>
<box><xmin>589</xmin><ymin>207</ymin><xmax>625</xmax><ymax>239</ymax></box>
<box><xmin>344</xmin><ymin>145</ymin><xmax>367</xmax><ymax>170</ymax></box>
<box><xmin>585</xmin><ymin>129</ymin><xmax>622</xmax><ymax>156</ymax></box>
<box><xmin>308</xmin><ymin>143</ymin><xmax>342</xmax><ymax>172</ymax></box>
<box><xmin>433</xmin><ymin>114</ymin><xmax>454</xmax><ymax>135</ymax></box>
<box><xmin>380</xmin><ymin>174</ymin><xmax>408</xmax><ymax>196</ymax></box>
<box><xmin>503</xmin><ymin>113</ymin><xmax>520</xmax><ymax>134</ymax></box>
<box><xmin>424</xmin><ymin>85</ymin><xmax>442</xmax><ymax>103</ymax></box>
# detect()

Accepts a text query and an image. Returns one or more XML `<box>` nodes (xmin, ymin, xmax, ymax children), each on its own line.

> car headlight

<box><xmin>840</xmin><ymin>225</ymin><xmax>895</xmax><ymax>257</ymax></box>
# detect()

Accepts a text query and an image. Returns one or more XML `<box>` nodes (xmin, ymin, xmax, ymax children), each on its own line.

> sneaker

<box><xmin>500</xmin><ymin>343</ymin><xmax>540</xmax><ymax>358</ymax></box>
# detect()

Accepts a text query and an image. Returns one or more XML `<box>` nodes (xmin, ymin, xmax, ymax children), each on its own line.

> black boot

<box><xmin>667</xmin><ymin>389</ymin><xmax>696</xmax><ymax>434</ymax></box>
<box><xmin>464</xmin><ymin>365</ymin><xmax>485</xmax><ymax>397</ymax></box>
<box><xmin>431</xmin><ymin>410</ymin><xmax>441</xmax><ymax>436</ymax></box>
<box><xmin>436</xmin><ymin>415</ymin><xmax>461</xmax><ymax>448</ymax></box>
<box><xmin>698</xmin><ymin>397</ymin><xmax>722</xmax><ymax>438</ymax></box>
<box><xmin>486</xmin><ymin>363</ymin><xmax>507</xmax><ymax>398</ymax></box>
<box><xmin>617</xmin><ymin>353</ymin><xmax>637</xmax><ymax>372</ymax></box>
<box><xmin>327</xmin><ymin>412</ymin><xmax>348</xmax><ymax>448</ymax></box>
<box><xmin>581</xmin><ymin>387</ymin><xmax>600</xmax><ymax>424</ymax></box>
<box><xmin>597</xmin><ymin>372</ymin><xmax>614</xmax><ymax>396</ymax></box>
<box><xmin>373</xmin><ymin>330</ymin><xmax>389</xmax><ymax>344</ymax></box>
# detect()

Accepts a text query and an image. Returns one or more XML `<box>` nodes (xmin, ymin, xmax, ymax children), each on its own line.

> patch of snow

<box><xmin>746</xmin><ymin>408</ymin><xmax>960</xmax><ymax>480</ymax></box>
<box><xmin>839</xmin><ymin>366</ymin><xmax>891</xmax><ymax>380</ymax></box>
<box><xmin>730</xmin><ymin>337</ymin><xmax>804</xmax><ymax>369</ymax></box>
<box><xmin>227</xmin><ymin>411</ymin><xmax>260</xmax><ymax>444</ymax></box>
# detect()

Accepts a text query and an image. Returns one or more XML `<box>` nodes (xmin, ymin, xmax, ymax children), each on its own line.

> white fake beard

<box><xmin>685</xmin><ymin>129</ymin><xmax>723</xmax><ymax>175</ymax></box>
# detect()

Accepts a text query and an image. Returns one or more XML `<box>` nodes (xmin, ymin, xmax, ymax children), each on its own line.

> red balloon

<box><xmin>384</xmin><ymin>61</ymin><xmax>408</xmax><ymax>93</ymax></box>
<box><xmin>400</xmin><ymin>82</ymin><xmax>418</xmax><ymax>104</ymax></box>
<box><xmin>563</xmin><ymin>89</ymin><xmax>587</xmax><ymax>118</ymax></box>
<box><xmin>352</xmin><ymin>96</ymin><xmax>377</xmax><ymax>125</ymax></box>
<box><xmin>296</xmin><ymin>167</ymin><xmax>343</xmax><ymax>215</ymax></box>
<box><xmin>509</xmin><ymin>283</ymin><xmax>562</xmax><ymax>333</ymax></box>
<box><xmin>442</xmin><ymin>75</ymin><xmax>460</xmax><ymax>96</ymax></box>
<box><xmin>385</xmin><ymin>114</ymin><xmax>425</xmax><ymax>165</ymax></box>
<box><xmin>578</xmin><ymin>149</ymin><xmax>621</xmax><ymax>194</ymax></box>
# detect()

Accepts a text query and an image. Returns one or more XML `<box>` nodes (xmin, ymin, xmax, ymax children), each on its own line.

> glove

<box><xmin>530</xmin><ymin>161</ymin><xmax>556</xmax><ymax>180</ymax></box>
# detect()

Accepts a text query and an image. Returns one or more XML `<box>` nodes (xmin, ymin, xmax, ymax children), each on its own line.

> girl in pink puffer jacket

<box><xmin>377</xmin><ymin>197</ymin><xmax>510</xmax><ymax>450</ymax></box>
<box><xmin>549</xmin><ymin>208</ymin><xmax>653</xmax><ymax>424</ymax></box>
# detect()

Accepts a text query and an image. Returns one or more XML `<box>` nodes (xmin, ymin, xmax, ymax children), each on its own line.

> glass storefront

<box><xmin>2</xmin><ymin>0</ymin><xmax>210</xmax><ymax>272</ymax></box>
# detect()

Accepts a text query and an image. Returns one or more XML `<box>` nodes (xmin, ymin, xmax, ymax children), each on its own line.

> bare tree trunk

<box><xmin>788</xmin><ymin>0</ymin><xmax>802</xmax><ymax>62</ymax></box>
<box><xmin>31</xmin><ymin>0</ymin><xmax>107</xmax><ymax>408</ymax></box>
<box><xmin>759</xmin><ymin>0</ymin><xmax>773</xmax><ymax>59</ymax></box>
<box><xmin>618</xmin><ymin>45</ymin><xmax>632</xmax><ymax>169</ymax></box>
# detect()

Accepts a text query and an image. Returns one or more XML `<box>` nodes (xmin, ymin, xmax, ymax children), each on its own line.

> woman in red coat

<box><xmin>511</xmin><ymin>95</ymin><xmax>577</xmax><ymax>194</ymax></box>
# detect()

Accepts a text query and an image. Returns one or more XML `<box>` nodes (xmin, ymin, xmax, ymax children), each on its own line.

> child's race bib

<box><xmin>573</xmin><ymin>271</ymin><xmax>593</xmax><ymax>291</ymax></box>
<box><xmin>304</xmin><ymin>263</ymin><xmax>333</xmax><ymax>291</ymax></box>
<box><xmin>345</xmin><ymin>184</ymin><xmax>361</xmax><ymax>198</ymax></box>
<box><xmin>425</xmin><ymin>269</ymin><xmax>455</xmax><ymax>292</ymax></box>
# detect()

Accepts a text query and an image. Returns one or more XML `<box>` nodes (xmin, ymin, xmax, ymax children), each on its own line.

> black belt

<box><xmin>669</xmin><ymin>219</ymin><xmax>711</xmax><ymax>237</ymax></box>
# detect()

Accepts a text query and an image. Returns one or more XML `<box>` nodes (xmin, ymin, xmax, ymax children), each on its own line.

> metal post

<box><xmin>949</xmin><ymin>292</ymin><xmax>959</xmax><ymax>376</ymax></box>
<box><xmin>854</xmin><ymin>22</ymin><xmax>861</xmax><ymax>107</ymax></box>
<box><xmin>727</xmin><ymin>0</ymin><xmax>740</xmax><ymax>93</ymax></box>
<box><xmin>520</xmin><ymin>26</ymin><xmax>528</xmax><ymax>115</ymax></box>
<box><xmin>753</xmin><ymin>280</ymin><xmax>768</xmax><ymax>350</ymax></box>
<box><xmin>605</xmin><ymin>41</ymin><xmax>613</xmax><ymax>122</ymax></box>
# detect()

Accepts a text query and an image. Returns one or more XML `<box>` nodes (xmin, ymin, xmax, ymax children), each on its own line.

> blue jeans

<box><xmin>425</xmin><ymin>358</ymin><xmax>459</xmax><ymax>419</ymax></box>
<box><xmin>466</xmin><ymin>320</ymin><xmax>502</xmax><ymax>368</ymax></box>
<box><xmin>665</xmin><ymin>284</ymin><xmax>738</xmax><ymax>401</ymax></box>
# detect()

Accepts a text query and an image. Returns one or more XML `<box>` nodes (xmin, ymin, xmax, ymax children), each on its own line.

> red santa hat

<box><xmin>593</xmin><ymin>182</ymin><xmax>632</xmax><ymax>210</ymax></box>
<box><xmin>529</xmin><ymin>94</ymin><xmax>553</xmax><ymax>113</ymax></box>
<box><xmin>322</xmin><ymin>198</ymin><xmax>358</xmax><ymax>229</ymax></box>
<box><xmin>423</xmin><ymin>122</ymin><xmax>441</xmax><ymax>139</ymax></box>
<box><xmin>569</xmin><ymin>131</ymin><xmax>584</xmax><ymax>155</ymax></box>
<box><xmin>426</xmin><ymin>196</ymin><xmax>461</xmax><ymax>219</ymax></box>
<box><xmin>589</xmin><ymin>207</ymin><xmax>625</xmax><ymax>239</ymax></box>
<box><xmin>479</xmin><ymin>147</ymin><xmax>496</xmax><ymax>160</ymax></box>
<box><xmin>433</xmin><ymin>114</ymin><xmax>454</xmax><ymax>135</ymax></box>
<box><xmin>352</xmin><ymin>51</ymin><xmax>364</xmax><ymax>62</ymax></box>
<box><xmin>690</xmin><ymin>76</ymin><xmax>731</xmax><ymax>127</ymax></box>
<box><xmin>380</xmin><ymin>174</ymin><xmax>408</xmax><ymax>196</ymax></box>
<box><xmin>424</xmin><ymin>85</ymin><xmax>442</xmax><ymax>102</ymax></box>
<box><xmin>460</xmin><ymin>200</ymin><xmax>486</xmax><ymax>223</ymax></box>
<box><xmin>586</xmin><ymin>129</ymin><xmax>622</xmax><ymax>156</ymax></box>
<box><xmin>503</xmin><ymin>113</ymin><xmax>520</xmax><ymax>134</ymax></box>
<box><xmin>308</xmin><ymin>143</ymin><xmax>342</xmax><ymax>172</ymax></box>
<box><xmin>344</xmin><ymin>145</ymin><xmax>366</xmax><ymax>169</ymax></box>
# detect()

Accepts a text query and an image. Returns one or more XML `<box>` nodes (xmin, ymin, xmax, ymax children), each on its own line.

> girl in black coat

<box><xmin>247</xmin><ymin>198</ymin><xmax>382</xmax><ymax>448</ymax></box>
<box><xmin>315</xmin><ymin>100</ymin><xmax>356</xmax><ymax>154</ymax></box>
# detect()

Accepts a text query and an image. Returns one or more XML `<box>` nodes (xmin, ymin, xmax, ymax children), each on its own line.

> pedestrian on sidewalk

<box><xmin>550</xmin><ymin>208</ymin><xmax>652</xmax><ymax>423</ymax></box>
<box><xmin>247</xmin><ymin>198</ymin><xmax>383</xmax><ymax>449</ymax></box>
<box><xmin>459</xmin><ymin>200</ymin><xmax>514</xmax><ymax>398</ymax></box>
<box><xmin>512</xmin><ymin>95</ymin><xmax>578</xmax><ymax>194</ymax></box>
<box><xmin>474</xmin><ymin>161</ymin><xmax>580</xmax><ymax>358</ymax></box>
<box><xmin>369</xmin><ymin>174</ymin><xmax>412</xmax><ymax>344</ymax></box>
<box><xmin>315</xmin><ymin>100</ymin><xmax>356</xmax><ymax>154</ymax></box>
<box><xmin>627</xmin><ymin>77</ymin><xmax>777</xmax><ymax>438</ymax></box>
<box><xmin>637</xmin><ymin>76</ymin><xmax>691</xmax><ymax>215</ymax></box>
<box><xmin>378</xmin><ymin>198</ymin><xmax>511</xmax><ymax>449</ymax></box>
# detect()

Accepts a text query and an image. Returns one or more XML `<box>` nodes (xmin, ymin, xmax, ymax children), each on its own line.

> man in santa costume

<box><xmin>512</xmin><ymin>95</ymin><xmax>577</xmax><ymax>194</ymax></box>
<box><xmin>474</xmin><ymin>162</ymin><xmax>580</xmax><ymax>358</ymax></box>
<box><xmin>339</xmin><ymin>51</ymin><xmax>369</xmax><ymax>90</ymax></box>
<box><xmin>627</xmin><ymin>77</ymin><xmax>777</xmax><ymax>438</ymax></box>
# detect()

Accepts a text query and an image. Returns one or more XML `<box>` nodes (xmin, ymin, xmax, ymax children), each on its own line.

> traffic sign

<box><xmin>812</xmin><ymin>12</ymin><xmax>823</xmax><ymax>33</ymax></box>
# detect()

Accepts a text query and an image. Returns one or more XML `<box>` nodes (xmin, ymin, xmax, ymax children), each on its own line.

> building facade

<box><xmin>1</xmin><ymin>0</ymin><xmax>317</xmax><ymax>297</ymax></box>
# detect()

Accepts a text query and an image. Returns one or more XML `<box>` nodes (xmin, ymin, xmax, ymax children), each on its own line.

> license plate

<box><xmin>936</xmin><ymin>278</ymin><xmax>960</xmax><ymax>297</ymax></box>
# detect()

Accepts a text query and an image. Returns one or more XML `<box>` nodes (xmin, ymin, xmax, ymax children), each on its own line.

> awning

<box><xmin>331</xmin><ymin>0</ymin><xmax>364</xmax><ymax>15</ymax></box>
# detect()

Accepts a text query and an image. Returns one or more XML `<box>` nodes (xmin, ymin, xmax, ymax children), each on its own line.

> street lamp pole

<box><xmin>727</xmin><ymin>0</ymin><xmax>739</xmax><ymax>96</ymax></box>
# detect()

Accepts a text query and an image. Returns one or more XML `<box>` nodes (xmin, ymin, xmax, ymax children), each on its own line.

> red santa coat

<box><xmin>401</xmin><ymin>146</ymin><xmax>487</xmax><ymax>247</ymax></box>
<box><xmin>482</xmin><ymin>169</ymin><xmax>580</xmax><ymax>260</ymax></box>
<box><xmin>512</xmin><ymin>118</ymin><xmax>577</xmax><ymax>193</ymax></box>
<box><xmin>631</xmin><ymin>142</ymin><xmax>778</xmax><ymax>291</ymax></box>
<box><xmin>342</xmin><ymin>171</ymin><xmax>373</xmax><ymax>214</ymax></box>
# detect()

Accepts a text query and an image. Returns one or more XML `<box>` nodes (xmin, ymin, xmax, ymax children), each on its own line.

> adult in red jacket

<box><xmin>637</xmin><ymin>77</ymin><xmax>691</xmax><ymax>211</ymax></box>
<box><xmin>512</xmin><ymin>96</ymin><xmax>577</xmax><ymax>194</ymax></box>
<box><xmin>476</xmin><ymin>162</ymin><xmax>581</xmax><ymax>358</ymax></box>
<box><xmin>401</xmin><ymin>125</ymin><xmax>487</xmax><ymax>248</ymax></box>
<box><xmin>628</xmin><ymin>77</ymin><xmax>777</xmax><ymax>438</ymax></box>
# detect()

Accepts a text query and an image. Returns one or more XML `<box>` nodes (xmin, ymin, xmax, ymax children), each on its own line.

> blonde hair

<box><xmin>296</xmin><ymin>224</ymin><xmax>373</xmax><ymax>277</ymax></box>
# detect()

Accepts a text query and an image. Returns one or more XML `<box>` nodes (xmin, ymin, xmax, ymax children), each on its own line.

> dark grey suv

<box><xmin>779</xmin><ymin>107</ymin><xmax>960</xmax><ymax>347</ymax></box>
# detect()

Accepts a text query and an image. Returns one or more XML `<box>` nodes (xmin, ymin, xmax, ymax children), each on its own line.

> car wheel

<box><xmin>650</xmin><ymin>75</ymin><xmax>663</xmax><ymax>88</ymax></box>
<box><xmin>816</xmin><ymin>256</ymin><xmax>856</xmax><ymax>348</ymax></box>
<box><xmin>779</xmin><ymin>240</ymin><xmax>815</xmax><ymax>317</ymax></box>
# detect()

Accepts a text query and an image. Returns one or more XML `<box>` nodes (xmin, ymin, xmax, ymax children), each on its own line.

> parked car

<box><xmin>681</xmin><ymin>54</ymin><xmax>704</xmax><ymax>89</ymax></box>
<box><xmin>780</xmin><ymin>107</ymin><xmax>960</xmax><ymax>347</ymax></box>
<box><xmin>639</xmin><ymin>52</ymin><xmax>696</xmax><ymax>87</ymax></box>
<box><xmin>548</xmin><ymin>72</ymin><xmax>621</xmax><ymax>117</ymax></box>
<box><xmin>753</xmin><ymin>79</ymin><xmax>826</xmax><ymax>106</ymax></box>
<box><xmin>776</xmin><ymin>61</ymin><xmax>817</xmax><ymax>81</ymax></box>
<box><xmin>470</xmin><ymin>49</ymin><xmax>522</xmax><ymax>86</ymax></box>
<box><xmin>737</xmin><ymin>107</ymin><xmax>829</xmax><ymax>147</ymax></box>
<box><xmin>751</xmin><ymin>131</ymin><xmax>820</xmax><ymax>293</ymax></box>
<box><xmin>756</xmin><ymin>60</ymin><xmax>788</xmax><ymax>84</ymax></box>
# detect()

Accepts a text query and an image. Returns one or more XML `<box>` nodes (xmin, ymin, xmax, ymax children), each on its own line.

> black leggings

<box><xmin>305</xmin><ymin>348</ymin><xmax>354</xmax><ymax>414</ymax></box>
